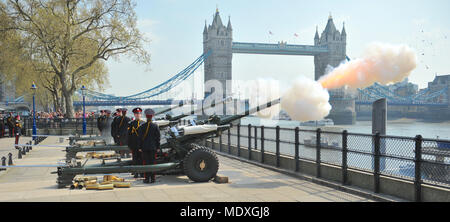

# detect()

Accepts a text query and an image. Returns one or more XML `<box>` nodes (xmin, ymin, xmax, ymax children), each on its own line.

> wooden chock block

<box><xmin>214</xmin><ymin>175</ymin><xmax>229</xmax><ymax>184</ymax></box>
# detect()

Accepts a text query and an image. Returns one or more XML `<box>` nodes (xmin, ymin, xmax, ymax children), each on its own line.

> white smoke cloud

<box><xmin>319</xmin><ymin>42</ymin><xmax>418</xmax><ymax>89</ymax></box>
<box><xmin>247</xmin><ymin>78</ymin><xmax>281</xmax><ymax>119</ymax></box>
<box><xmin>281</xmin><ymin>76</ymin><xmax>332</xmax><ymax>122</ymax></box>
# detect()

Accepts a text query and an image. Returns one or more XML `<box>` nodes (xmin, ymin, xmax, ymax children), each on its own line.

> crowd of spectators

<box><xmin>34</xmin><ymin>110</ymin><xmax>97</xmax><ymax>119</ymax></box>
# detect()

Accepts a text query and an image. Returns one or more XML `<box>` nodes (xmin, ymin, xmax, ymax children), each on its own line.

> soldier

<box><xmin>117</xmin><ymin>108</ymin><xmax>130</xmax><ymax>146</ymax></box>
<box><xmin>0</xmin><ymin>113</ymin><xmax>4</xmax><ymax>138</ymax></box>
<box><xmin>97</xmin><ymin>110</ymin><xmax>105</xmax><ymax>133</ymax></box>
<box><xmin>6</xmin><ymin>113</ymin><xmax>15</xmax><ymax>138</ymax></box>
<box><xmin>102</xmin><ymin>110</ymin><xmax>114</xmax><ymax>145</ymax></box>
<box><xmin>138</xmin><ymin>109</ymin><xmax>160</xmax><ymax>183</ymax></box>
<box><xmin>128</xmin><ymin>108</ymin><xmax>145</xmax><ymax>178</ymax></box>
<box><xmin>14</xmin><ymin>115</ymin><xmax>21</xmax><ymax>149</ymax></box>
<box><xmin>111</xmin><ymin>108</ymin><xmax>122</xmax><ymax>145</ymax></box>
<box><xmin>2</xmin><ymin>114</ymin><xmax>7</xmax><ymax>138</ymax></box>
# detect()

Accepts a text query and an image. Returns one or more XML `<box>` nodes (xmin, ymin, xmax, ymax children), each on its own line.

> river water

<box><xmin>240</xmin><ymin>117</ymin><xmax>450</xmax><ymax>140</ymax></box>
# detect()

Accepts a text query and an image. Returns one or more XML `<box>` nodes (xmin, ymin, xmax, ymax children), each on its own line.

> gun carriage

<box><xmin>54</xmin><ymin>98</ymin><xmax>280</xmax><ymax>188</ymax></box>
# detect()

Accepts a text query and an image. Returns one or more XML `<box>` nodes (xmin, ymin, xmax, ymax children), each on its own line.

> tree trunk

<box><xmin>55</xmin><ymin>90</ymin><xmax>61</xmax><ymax>112</ymax></box>
<box><xmin>52</xmin><ymin>93</ymin><xmax>58</xmax><ymax>112</ymax></box>
<box><xmin>59</xmin><ymin>74</ymin><xmax>74</xmax><ymax>118</ymax></box>
<box><xmin>60</xmin><ymin>95</ymin><xmax>65</xmax><ymax>113</ymax></box>
<box><xmin>63</xmin><ymin>91</ymin><xmax>74</xmax><ymax>118</ymax></box>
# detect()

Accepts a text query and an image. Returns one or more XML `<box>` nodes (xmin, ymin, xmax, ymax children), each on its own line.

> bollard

<box><xmin>8</xmin><ymin>153</ymin><xmax>13</xmax><ymax>165</ymax></box>
<box><xmin>18</xmin><ymin>149</ymin><xmax>22</xmax><ymax>159</ymax></box>
<box><xmin>1</xmin><ymin>157</ymin><xmax>6</xmax><ymax>166</ymax></box>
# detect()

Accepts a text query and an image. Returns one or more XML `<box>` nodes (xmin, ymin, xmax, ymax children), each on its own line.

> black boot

<box><xmin>150</xmin><ymin>174</ymin><xmax>156</xmax><ymax>183</ymax></box>
<box><xmin>143</xmin><ymin>177</ymin><xmax>150</xmax><ymax>183</ymax></box>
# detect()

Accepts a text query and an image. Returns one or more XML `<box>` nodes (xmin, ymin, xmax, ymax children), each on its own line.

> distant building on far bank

<box><xmin>390</xmin><ymin>78</ymin><xmax>419</xmax><ymax>97</ymax></box>
<box><xmin>427</xmin><ymin>74</ymin><xmax>450</xmax><ymax>104</ymax></box>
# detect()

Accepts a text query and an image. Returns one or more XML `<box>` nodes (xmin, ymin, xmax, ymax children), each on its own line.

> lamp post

<box><xmin>81</xmin><ymin>85</ymin><xmax>87</xmax><ymax>135</ymax></box>
<box><xmin>31</xmin><ymin>82</ymin><xmax>37</xmax><ymax>141</ymax></box>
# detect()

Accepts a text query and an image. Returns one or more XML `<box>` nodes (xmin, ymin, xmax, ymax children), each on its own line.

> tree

<box><xmin>1</xmin><ymin>0</ymin><xmax>149</xmax><ymax>117</ymax></box>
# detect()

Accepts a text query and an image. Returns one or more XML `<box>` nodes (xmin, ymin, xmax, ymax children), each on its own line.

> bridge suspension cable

<box><xmin>78</xmin><ymin>51</ymin><xmax>211</xmax><ymax>102</ymax></box>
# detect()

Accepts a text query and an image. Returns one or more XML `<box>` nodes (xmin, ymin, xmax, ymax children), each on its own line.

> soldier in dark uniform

<box><xmin>97</xmin><ymin>110</ymin><xmax>105</xmax><ymax>133</ymax></box>
<box><xmin>111</xmin><ymin>108</ymin><xmax>122</xmax><ymax>145</ymax></box>
<box><xmin>138</xmin><ymin>109</ymin><xmax>160</xmax><ymax>183</ymax></box>
<box><xmin>128</xmin><ymin>108</ymin><xmax>145</xmax><ymax>178</ymax></box>
<box><xmin>14</xmin><ymin>115</ymin><xmax>22</xmax><ymax>149</ymax></box>
<box><xmin>0</xmin><ymin>113</ymin><xmax>4</xmax><ymax>138</ymax></box>
<box><xmin>6</xmin><ymin>113</ymin><xmax>15</xmax><ymax>138</ymax></box>
<box><xmin>117</xmin><ymin>108</ymin><xmax>130</xmax><ymax>146</ymax></box>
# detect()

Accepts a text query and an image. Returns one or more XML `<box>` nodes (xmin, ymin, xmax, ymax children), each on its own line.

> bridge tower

<box><xmin>314</xmin><ymin>14</ymin><xmax>356</xmax><ymax>125</ymax></box>
<box><xmin>314</xmin><ymin>14</ymin><xmax>346</xmax><ymax>80</ymax></box>
<box><xmin>203</xmin><ymin>8</ymin><xmax>233</xmax><ymax>101</ymax></box>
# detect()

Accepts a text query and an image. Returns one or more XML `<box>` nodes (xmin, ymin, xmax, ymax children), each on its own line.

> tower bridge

<box><xmin>231</xmin><ymin>42</ymin><xmax>329</xmax><ymax>56</ymax></box>
<box><xmin>202</xmin><ymin>10</ymin><xmax>353</xmax><ymax>124</ymax></box>
<box><xmin>75</xmin><ymin>9</ymin><xmax>449</xmax><ymax>123</ymax></box>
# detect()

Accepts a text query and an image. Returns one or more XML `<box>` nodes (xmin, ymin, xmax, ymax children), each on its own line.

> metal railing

<box><xmin>194</xmin><ymin>120</ymin><xmax>450</xmax><ymax>202</ymax></box>
<box><xmin>22</xmin><ymin>117</ymin><xmax>98</xmax><ymax>135</ymax></box>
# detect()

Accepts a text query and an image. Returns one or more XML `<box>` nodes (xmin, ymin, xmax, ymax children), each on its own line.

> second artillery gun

<box><xmin>63</xmin><ymin>97</ymin><xmax>233</xmax><ymax>162</ymax></box>
<box><xmin>54</xmin><ymin>98</ymin><xmax>280</xmax><ymax>188</ymax></box>
<box><xmin>67</xmin><ymin>101</ymin><xmax>191</xmax><ymax>146</ymax></box>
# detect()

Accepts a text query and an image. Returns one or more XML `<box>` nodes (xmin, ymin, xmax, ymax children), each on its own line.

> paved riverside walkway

<box><xmin>0</xmin><ymin>136</ymin><xmax>374</xmax><ymax>202</ymax></box>
<box><xmin>0</xmin><ymin>136</ymin><xmax>33</xmax><ymax>166</ymax></box>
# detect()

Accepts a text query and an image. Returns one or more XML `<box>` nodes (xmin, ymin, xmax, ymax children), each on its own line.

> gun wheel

<box><xmin>183</xmin><ymin>146</ymin><xmax>219</xmax><ymax>182</ymax></box>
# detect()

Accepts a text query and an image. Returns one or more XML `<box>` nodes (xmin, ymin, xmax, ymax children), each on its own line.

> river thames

<box><xmin>240</xmin><ymin>117</ymin><xmax>450</xmax><ymax>140</ymax></box>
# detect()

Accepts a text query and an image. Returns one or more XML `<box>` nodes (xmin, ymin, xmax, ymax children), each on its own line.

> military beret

<box><xmin>132</xmin><ymin>108</ymin><xmax>143</xmax><ymax>114</ymax></box>
<box><xmin>116</xmin><ymin>108</ymin><xmax>122</xmax><ymax>112</ymax></box>
<box><xmin>144</xmin><ymin>109</ymin><xmax>155</xmax><ymax>116</ymax></box>
<box><xmin>121</xmin><ymin>108</ymin><xmax>128</xmax><ymax>112</ymax></box>
<box><xmin>105</xmin><ymin>110</ymin><xmax>111</xmax><ymax>114</ymax></box>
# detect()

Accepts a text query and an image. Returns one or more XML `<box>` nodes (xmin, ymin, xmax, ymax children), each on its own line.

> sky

<box><xmin>103</xmin><ymin>0</ymin><xmax>450</xmax><ymax>99</ymax></box>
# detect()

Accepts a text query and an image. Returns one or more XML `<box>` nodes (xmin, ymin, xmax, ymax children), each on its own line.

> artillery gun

<box><xmin>66</xmin><ymin>100</ymin><xmax>193</xmax><ymax>146</ymax></box>
<box><xmin>68</xmin><ymin>135</ymin><xmax>107</xmax><ymax>146</ymax></box>
<box><xmin>54</xmin><ymin>98</ymin><xmax>280</xmax><ymax>188</ymax></box>
<box><xmin>63</xmin><ymin>97</ymin><xmax>233</xmax><ymax>162</ymax></box>
<box><xmin>64</xmin><ymin>144</ymin><xmax>130</xmax><ymax>162</ymax></box>
<box><xmin>156</xmin><ymin>97</ymin><xmax>233</xmax><ymax>122</ymax></box>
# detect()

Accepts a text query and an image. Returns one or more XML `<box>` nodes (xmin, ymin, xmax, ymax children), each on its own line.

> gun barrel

<box><xmin>169</xmin><ymin>97</ymin><xmax>232</xmax><ymax>121</ymax></box>
<box><xmin>155</xmin><ymin>100</ymin><xmax>191</xmax><ymax>116</ymax></box>
<box><xmin>219</xmin><ymin>98</ymin><xmax>281</xmax><ymax>125</ymax></box>
<box><xmin>59</xmin><ymin>162</ymin><xmax>179</xmax><ymax>175</ymax></box>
